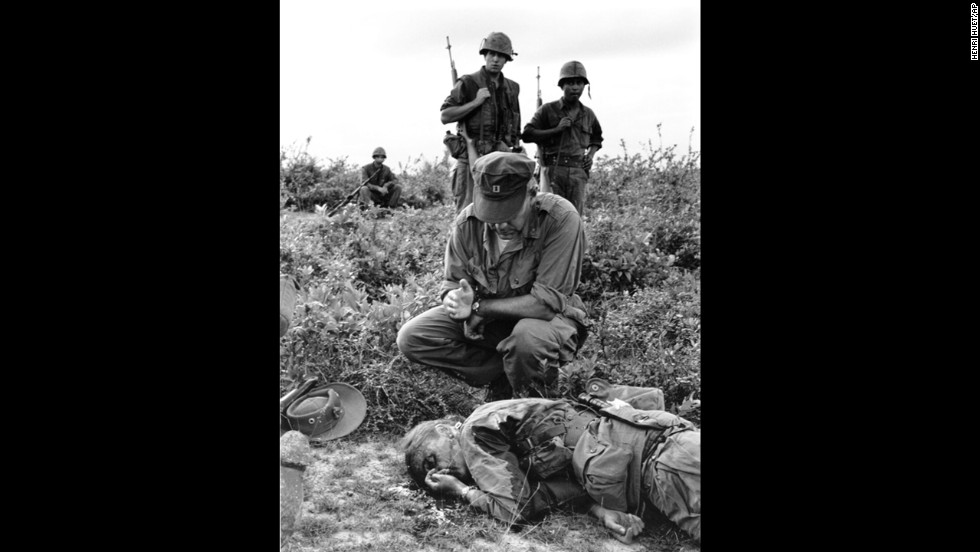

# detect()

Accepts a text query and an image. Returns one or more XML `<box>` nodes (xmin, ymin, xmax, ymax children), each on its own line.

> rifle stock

<box><xmin>459</xmin><ymin>125</ymin><xmax>479</xmax><ymax>180</ymax></box>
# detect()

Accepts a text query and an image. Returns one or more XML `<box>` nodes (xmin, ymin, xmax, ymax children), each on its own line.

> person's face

<box><xmin>421</xmin><ymin>424</ymin><xmax>470</xmax><ymax>480</ymax></box>
<box><xmin>483</xmin><ymin>50</ymin><xmax>509</xmax><ymax>74</ymax></box>
<box><xmin>561</xmin><ymin>78</ymin><xmax>587</xmax><ymax>101</ymax></box>
<box><xmin>490</xmin><ymin>194</ymin><xmax>530</xmax><ymax>240</ymax></box>
<box><xmin>373</xmin><ymin>154</ymin><xmax>386</xmax><ymax>166</ymax></box>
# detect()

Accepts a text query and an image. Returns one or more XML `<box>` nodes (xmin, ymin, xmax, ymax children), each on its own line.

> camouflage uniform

<box><xmin>452</xmin><ymin>382</ymin><xmax>701</xmax><ymax>541</ymax></box>
<box><xmin>397</xmin><ymin>193</ymin><xmax>587</xmax><ymax>398</ymax></box>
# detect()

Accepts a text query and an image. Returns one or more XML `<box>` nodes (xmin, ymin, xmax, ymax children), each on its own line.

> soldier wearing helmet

<box><xmin>441</xmin><ymin>32</ymin><xmax>524</xmax><ymax>214</ymax></box>
<box><xmin>358</xmin><ymin>146</ymin><xmax>402</xmax><ymax>209</ymax></box>
<box><xmin>522</xmin><ymin>61</ymin><xmax>603</xmax><ymax>217</ymax></box>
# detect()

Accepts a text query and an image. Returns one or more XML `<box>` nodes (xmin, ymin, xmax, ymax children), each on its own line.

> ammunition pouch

<box><xmin>443</xmin><ymin>132</ymin><xmax>468</xmax><ymax>159</ymax></box>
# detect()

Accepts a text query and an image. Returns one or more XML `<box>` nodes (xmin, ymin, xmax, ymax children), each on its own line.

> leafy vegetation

<box><xmin>280</xmin><ymin>132</ymin><xmax>701</xmax><ymax>432</ymax></box>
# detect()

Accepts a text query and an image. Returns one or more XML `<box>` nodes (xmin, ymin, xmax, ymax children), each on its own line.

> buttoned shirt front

<box><xmin>524</xmin><ymin>98</ymin><xmax>603</xmax><ymax>157</ymax></box>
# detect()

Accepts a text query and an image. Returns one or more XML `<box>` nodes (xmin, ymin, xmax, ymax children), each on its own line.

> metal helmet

<box><xmin>558</xmin><ymin>61</ymin><xmax>589</xmax><ymax>86</ymax></box>
<box><xmin>372</xmin><ymin>147</ymin><xmax>387</xmax><ymax>158</ymax></box>
<box><xmin>478</xmin><ymin>32</ymin><xmax>517</xmax><ymax>61</ymax></box>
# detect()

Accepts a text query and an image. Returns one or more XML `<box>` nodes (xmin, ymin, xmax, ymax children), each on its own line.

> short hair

<box><xmin>401</xmin><ymin>416</ymin><xmax>464</xmax><ymax>487</ymax></box>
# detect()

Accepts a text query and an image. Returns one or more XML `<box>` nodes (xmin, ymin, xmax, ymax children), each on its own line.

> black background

<box><xmin>42</xmin><ymin>4</ymin><xmax>978</xmax><ymax>550</ymax></box>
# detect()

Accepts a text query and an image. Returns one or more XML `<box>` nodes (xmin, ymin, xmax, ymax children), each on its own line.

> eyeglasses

<box><xmin>373</xmin><ymin>156</ymin><xmax>386</xmax><ymax>159</ymax></box>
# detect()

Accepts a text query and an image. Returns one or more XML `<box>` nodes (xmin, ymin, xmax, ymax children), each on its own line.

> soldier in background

<box><xmin>522</xmin><ymin>61</ymin><xmax>603</xmax><ymax>217</ymax></box>
<box><xmin>358</xmin><ymin>147</ymin><xmax>402</xmax><ymax>208</ymax></box>
<box><xmin>441</xmin><ymin>32</ymin><xmax>524</xmax><ymax>214</ymax></box>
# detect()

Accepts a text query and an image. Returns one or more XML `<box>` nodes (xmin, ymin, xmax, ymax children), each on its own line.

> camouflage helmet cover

<box><xmin>372</xmin><ymin>147</ymin><xmax>387</xmax><ymax>158</ymax></box>
<box><xmin>479</xmin><ymin>32</ymin><xmax>517</xmax><ymax>61</ymax></box>
<box><xmin>558</xmin><ymin>61</ymin><xmax>589</xmax><ymax>86</ymax></box>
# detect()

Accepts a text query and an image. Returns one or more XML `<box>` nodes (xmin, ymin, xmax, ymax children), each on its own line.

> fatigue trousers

<box><xmin>358</xmin><ymin>183</ymin><xmax>402</xmax><ymax>208</ymax></box>
<box><xmin>544</xmin><ymin>165</ymin><xmax>588</xmax><ymax>216</ymax></box>
<box><xmin>643</xmin><ymin>430</ymin><xmax>701</xmax><ymax>542</ymax></box>
<box><xmin>396</xmin><ymin>305</ymin><xmax>583</xmax><ymax>396</ymax></box>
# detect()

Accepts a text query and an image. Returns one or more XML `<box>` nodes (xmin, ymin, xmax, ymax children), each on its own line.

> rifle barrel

<box><xmin>536</xmin><ymin>66</ymin><xmax>542</xmax><ymax>108</ymax></box>
<box><xmin>447</xmin><ymin>36</ymin><xmax>457</xmax><ymax>84</ymax></box>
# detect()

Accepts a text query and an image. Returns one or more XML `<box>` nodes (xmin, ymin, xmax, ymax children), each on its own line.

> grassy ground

<box><xmin>282</xmin><ymin>433</ymin><xmax>699</xmax><ymax>552</ymax></box>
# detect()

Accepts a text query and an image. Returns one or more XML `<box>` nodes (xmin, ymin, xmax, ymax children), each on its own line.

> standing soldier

<box><xmin>441</xmin><ymin>32</ymin><xmax>524</xmax><ymax>214</ymax></box>
<box><xmin>522</xmin><ymin>61</ymin><xmax>603</xmax><ymax>217</ymax></box>
<box><xmin>358</xmin><ymin>147</ymin><xmax>402</xmax><ymax>209</ymax></box>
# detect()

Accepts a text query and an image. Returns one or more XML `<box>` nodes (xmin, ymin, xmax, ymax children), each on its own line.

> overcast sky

<box><xmin>280</xmin><ymin>0</ymin><xmax>700</xmax><ymax>172</ymax></box>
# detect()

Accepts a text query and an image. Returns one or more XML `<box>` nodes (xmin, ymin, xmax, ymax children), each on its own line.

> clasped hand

<box><xmin>443</xmin><ymin>280</ymin><xmax>485</xmax><ymax>339</ymax></box>
<box><xmin>424</xmin><ymin>468</ymin><xmax>465</xmax><ymax>496</ymax></box>
<box><xmin>443</xmin><ymin>279</ymin><xmax>475</xmax><ymax>320</ymax></box>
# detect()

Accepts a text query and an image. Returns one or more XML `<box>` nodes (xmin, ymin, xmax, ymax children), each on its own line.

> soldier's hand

<box><xmin>443</xmin><ymin>279</ymin><xmax>475</xmax><ymax>320</ymax></box>
<box><xmin>583</xmin><ymin>155</ymin><xmax>593</xmax><ymax>173</ymax></box>
<box><xmin>556</xmin><ymin>117</ymin><xmax>573</xmax><ymax>131</ymax></box>
<box><xmin>593</xmin><ymin>505</ymin><xmax>645</xmax><ymax>544</ymax></box>
<box><xmin>475</xmin><ymin>88</ymin><xmax>491</xmax><ymax>103</ymax></box>
<box><xmin>463</xmin><ymin>314</ymin><xmax>485</xmax><ymax>341</ymax></box>
<box><xmin>378</xmin><ymin>187</ymin><xmax>388</xmax><ymax>196</ymax></box>
<box><xmin>425</xmin><ymin>468</ymin><xmax>465</xmax><ymax>495</ymax></box>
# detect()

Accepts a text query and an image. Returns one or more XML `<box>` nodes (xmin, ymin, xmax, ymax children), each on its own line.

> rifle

<box><xmin>446</xmin><ymin>36</ymin><xmax>457</xmax><ymax>85</ymax></box>
<box><xmin>535</xmin><ymin>66</ymin><xmax>552</xmax><ymax>193</ymax></box>
<box><xmin>536</xmin><ymin>66</ymin><xmax>542</xmax><ymax>110</ymax></box>
<box><xmin>326</xmin><ymin>167</ymin><xmax>382</xmax><ymax>217</ymax></box>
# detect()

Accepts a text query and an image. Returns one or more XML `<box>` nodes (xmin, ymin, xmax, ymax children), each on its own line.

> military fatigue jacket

<box><xmin>458</xmin><ymin>398</ymin><xmax>593</xmax><ymax>524</ymax></box>
<box><xmin>442</xmin><ymin>193</ymin><xmax>588</xmax><ymax>327</ymax></box>
<box><xmin>523</xmin><ymin>98</ymin><xmax>603</xmax><ymax>158</ymax></box>
<box><xmin>457</xmin><ymin>384</ymin><xmax>693</xmax><ymax>526</ymax></box>
<box><xmin>360</xmin><ymin>163</ymin><xmax>396</xmax><ymax>188</ymax></box>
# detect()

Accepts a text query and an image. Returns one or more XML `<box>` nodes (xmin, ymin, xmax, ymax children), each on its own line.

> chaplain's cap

<box><xmin>472</xmin><ymin>152</ymin><xmax>535</xmax><ymax>224</ymax></box>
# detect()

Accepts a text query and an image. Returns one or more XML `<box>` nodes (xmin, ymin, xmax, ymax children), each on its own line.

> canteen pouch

<box><xmin>443</xmin><ymin>131</ymin><xmax>468</xmax><ymax>159</ymax></box>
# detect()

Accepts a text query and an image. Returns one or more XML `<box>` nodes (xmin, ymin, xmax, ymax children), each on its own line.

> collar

<box><xmin>480</xmin><ymin>66</ymin><xmax>506</xmax><ymax>88</ymax></box>
<box><xmin>557</xmin><ymin>97</ymin><xmax>583</xmax><ymax>112</ymax></box>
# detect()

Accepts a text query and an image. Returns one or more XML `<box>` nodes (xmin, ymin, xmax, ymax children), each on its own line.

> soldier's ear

<box><xmin>435</xmin><ymin>424</ymin><xmax>454</xmax><ymax>436</ymax></box>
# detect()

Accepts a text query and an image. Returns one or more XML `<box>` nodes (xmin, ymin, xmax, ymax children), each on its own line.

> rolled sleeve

<box><xmin>440</xmin><ymin>215</ymin><xmax>473</xmax><ymax>300</ymax></box>
<box><xmin>529</xmin><ymin>206</ymin><xmax>585</xmax><ymax>315</ymax></box>
<box><xmin>440</xmin><ymin>78</ymin><xmax>472</xmax><ymax>111</ymax></box>
<box><xmin>589</xmin><ymin>117</ymin><xmax>604</xmax><ymax>149</ymax></box>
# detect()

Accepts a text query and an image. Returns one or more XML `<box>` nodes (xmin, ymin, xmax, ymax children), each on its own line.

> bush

<box><xmin>281</xmin><ymin>143</ymin><xmax>455</xmax><ymax>213</ymax></box>
<box><xmin>580</xmin><ymin>128</ymin><xmax>700</xmax><ymax>301</ymax></box>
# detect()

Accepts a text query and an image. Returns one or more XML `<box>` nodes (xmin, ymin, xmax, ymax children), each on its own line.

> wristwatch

<box><xmin>471</xmin><ymin>301</ymin><xmax>481</xmax><ymax>316</ymax></box>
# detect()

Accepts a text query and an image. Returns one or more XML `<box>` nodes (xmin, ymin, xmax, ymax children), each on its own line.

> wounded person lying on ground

<box><xmin>400</xmin><ymin>381</ymin><xmax>700</xmax><ymax>543</ymax></box>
